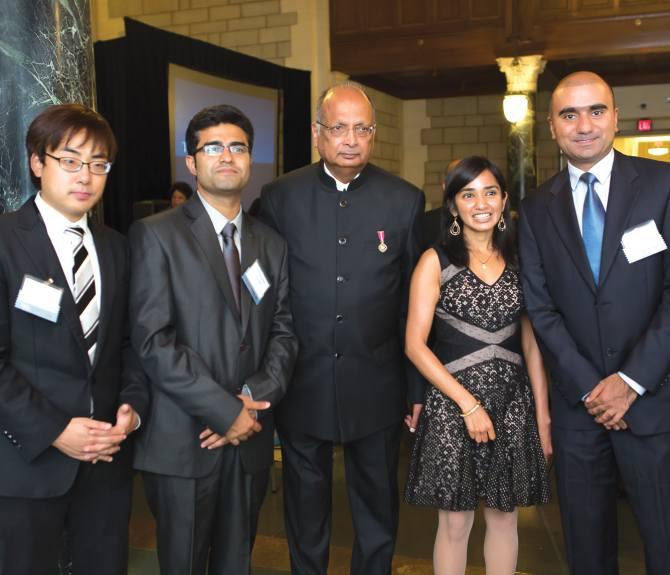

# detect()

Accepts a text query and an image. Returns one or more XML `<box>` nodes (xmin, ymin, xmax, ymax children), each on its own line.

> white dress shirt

<box><xmin>568</xmin><ymin>148</ymin><xmax>614</xmax><ymax>233</ymax></box>
<box><xmin>197</xmin><ymin>192</ymin><xmax>243</xmax><ymax>260</ymax></box>
<box><xmin>35</xmin><ymin>194</ymin><xmax>143</xmax><ymax>428</ymax></box>
<box><xmin>35</xmin><ymin>193</ymin><xmax>102</xmax><ymax>307</ymax></box>
<box><xmin>567</xmin><ymin>149</ymin><xmax>645</xmax><ymax>396</ymax></box>
<box><xmin>324</xmin><ymin>163</ymin><xmax>359</xmax><ymax>192</ymax></box>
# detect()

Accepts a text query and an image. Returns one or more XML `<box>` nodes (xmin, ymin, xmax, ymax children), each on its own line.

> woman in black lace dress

<box><xmin>405</xmin><ymin>157</ymin><xmax>551</xmax><ymax>575</ymax></box>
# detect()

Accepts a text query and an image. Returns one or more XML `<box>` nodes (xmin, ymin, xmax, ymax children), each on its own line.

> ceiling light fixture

<box><xmin>503</xmin><ymin>94</ymin><xmax>528</xmax><ymax>124</ymax></box>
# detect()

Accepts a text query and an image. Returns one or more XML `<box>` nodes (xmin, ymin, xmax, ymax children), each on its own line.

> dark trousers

<box><xmin>554</xmin><ymin>426</ymin><xmax>670</xmax><ymax>575</ymax></box>
<box><xmin>279</xmin><ymin>423</ymin><xmax>402</xmax><ymax>575</ymax></box>
<box><xmin>142</xmin><ymin>445</ymin><xmax>268</xmax><ymax>575</ymax></box>
<box><xmin>0</xmin><ymin>463</ymin><xmax>132</xmax><ymax>575</ymax></box>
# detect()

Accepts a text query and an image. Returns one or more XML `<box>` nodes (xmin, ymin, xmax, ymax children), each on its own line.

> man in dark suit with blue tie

<box><xmin>0</xmin><ymin>104</ymin><xmax>149</xmax><ymax>574</ymax></box>
<box><xmin>519</xmin><ymin>71</ymin><xmax>670</xmax><ymax>575</ymax></box>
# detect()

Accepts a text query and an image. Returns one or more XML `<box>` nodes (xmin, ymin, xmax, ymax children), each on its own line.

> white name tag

<box><xmin>15</xmin><ymin>275</ymin><xmax>64</xmax><ymax>323</ymax></box>
<box><xmin>242</xmin><ymin>259</ymin><xmax>270</xmax><ymax>304</ymax></box>
<box><xmin>621</xmin><ymin>220</ymin><xmax>667</xmax><ymax>264</ymax></box>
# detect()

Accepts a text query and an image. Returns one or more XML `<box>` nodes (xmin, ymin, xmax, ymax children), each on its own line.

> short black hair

<box><xmin>185</xmin><ymin>104</ymin><xmax>254</xmax><ymax>156</ymax></box>
<box><xmin>440</xmin><ymin>156</ymin><xmax>517</xmax><ymax>268</ymax></box>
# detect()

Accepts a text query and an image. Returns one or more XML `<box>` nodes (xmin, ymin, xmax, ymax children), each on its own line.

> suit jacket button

<box><xmin>334</xmin><ymin>352</ymin><xmax>342</xmax><ymax>359</ymax></box>
<box><xmin>606</xmin><ymin>347</ymin><xmax>616</xmax><ymax>357</ymax></box>
<box><xmin>339</xmin><ymin>199</ymin><xmax>348</xmax><ymax>208</ymax></box>
<box><xmin>336</xmin><ymin>314</ymin><xmax>344</xmax><ymax>322</ymax></box>
<box><xmin>338</xmin><ymin>237</ymin><xmax>347</xmax><ymax>245</ymax></box>
<box><xmin>336</xmin><ymin>275</ymin><xmax>345</xmax><ymax>283</ymax></box>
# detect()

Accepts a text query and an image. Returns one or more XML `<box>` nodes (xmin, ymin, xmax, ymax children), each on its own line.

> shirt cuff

<box><xmin>133</xmin><ymin>413</ymin><xmax>142</xmax><ymax>431</ymax></box>
<box><xmin>618</xmin><ymin>372</ymin><xmax>646</xmax><ymax>396</ymax></box>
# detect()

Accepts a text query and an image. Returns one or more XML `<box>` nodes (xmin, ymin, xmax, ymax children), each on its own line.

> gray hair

<box><xmin>315</xmin><ymin>81</ymin><xmax>376</xmax><ymax>124</ymax></box>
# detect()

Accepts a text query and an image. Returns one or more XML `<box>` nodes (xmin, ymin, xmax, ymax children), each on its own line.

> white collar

<box><xmin>568</xmin><ymin>148</ymin><xmax>615</xmax><ymax>191</ymax></box>
<box><xmin>197</xmin><ymin>192</ymin><xmax>243</xmax><ymax>236</ymax></box>
<box><xmin>35</xmin><ymin>192</ymin><xmax>90</xmax><ymax>234</ymax></box>
<box><xmin>323</xmin><ymin>163</ymin><xmax>360</xmax><ymax>191</ymax></box>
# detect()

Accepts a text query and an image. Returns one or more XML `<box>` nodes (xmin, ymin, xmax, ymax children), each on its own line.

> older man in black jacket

<box><xmin>260</xmin><ymin>82</ymin><xmax>425</xmax><ymax>575</ymax></box>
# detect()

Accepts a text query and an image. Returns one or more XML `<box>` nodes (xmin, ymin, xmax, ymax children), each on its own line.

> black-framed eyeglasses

<box><xmin>194</xmin><ymin>143</ymin><xmax>250</xmax><ymax>156</ymax></box>
<box><xmin>45</xmin><ymin>153</ymin><xmax>112</xmax><ymax>175</ymax></box>
<box><xmin>316</xmin><ymin>121</ymin><xmax>376</xmax><ymax>138</ymax></box>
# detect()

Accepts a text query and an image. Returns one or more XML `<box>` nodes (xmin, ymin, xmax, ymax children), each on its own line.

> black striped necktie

<box><xmin>67</xmin><ymin>227</ymin><xmax>99</xmax><ymax>364</ymax></box>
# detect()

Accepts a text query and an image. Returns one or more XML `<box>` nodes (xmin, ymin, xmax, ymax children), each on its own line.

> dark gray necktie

<box><xmin>221</xmin><ymin>222</ymin><xmax>241</xmax><ymax>312</ymax></box>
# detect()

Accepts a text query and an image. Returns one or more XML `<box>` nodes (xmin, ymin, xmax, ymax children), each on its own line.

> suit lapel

<box><xmin>547</xmin><ymin>170</ymin><xmax>597</xmax><ymax>293</ymax></box>
<box><xmin>240</xmin><ymin>214</ymin><xmax>259</xmax><ymax>337</ymax></box>
<box><xmin>89</xmin><ymin>222</ymin><xmax>114</xmax><ymax>369</ymax></box>
<box><xmin>599</xmin><ymin>152</ymin><xmax>639</xmax><ymax>286</ymax></box>
<box><xmin>184</xmin><ymin>198</ymin><xmax>242</xmax><ymax>325</ymax></box>
<box><xmin>14</xmin><ymin>200</ymin><xmax>89</xmax><ymax>361</ymax></box>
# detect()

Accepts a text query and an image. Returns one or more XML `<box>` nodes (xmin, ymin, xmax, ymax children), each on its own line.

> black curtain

<box><xmin>95</xmin><ymin>18</ymin><xmax>311</xmax><ymax>233</ymax></box>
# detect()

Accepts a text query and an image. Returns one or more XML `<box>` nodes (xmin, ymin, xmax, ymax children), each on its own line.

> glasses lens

<box><xmin>229</xmin><ymin>144</ymin><xmax>249</xmax><ymax>155</ymax></box>
<box><xmin>59</xmin><ymin>158</ymin><xmax>83</xmax><ymax>172</ymax></box>
<box><xmin>355</xmin><ymin>125</ymin><xmax>374</xmax><ymax>137</ymax></box>
<box><xmin>329</xmin><ymin>125</ymin><xmax>346</xmax><ymax>137</ymax></box>
<box><xmin>202</xmin><ymin>144</ymin><xmax>223</xmax><ymax>156</ymax></box>
<box><xmin>90</xmin><ymin>162</ymin><xmax>111</xmax><ymax>175</ymax></box>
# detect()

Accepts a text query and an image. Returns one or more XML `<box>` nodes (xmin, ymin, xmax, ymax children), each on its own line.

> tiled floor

<box><xmin>128</xmin><ymin>435</ymin><xmax>646</xmax><ymax>574</ymax></box>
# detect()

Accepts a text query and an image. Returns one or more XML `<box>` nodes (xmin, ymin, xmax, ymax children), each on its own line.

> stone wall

<box><xmin>422</xmin><ymin>94</ymin><xmax>507</xmax><ymax>206</ymax></box>
<box><xmin>366</xmin><ymin>87</ymin><xmax>402</xmax><ymax>175</ymax></box>
<box><xmin>94</xmin><ymin>1</ymin><xmax>406</xmax><ymax>175</ymax></box>
<box><xmin>93</xmin><ymin>7</ymin><xmax>670</xmax><ymax>198</ymax></box>
<box><xmin>421</xmin><ymin>91</ymin><xmax>577</xmax><ymax>206</ymax></box>
<box><xmin>535</xmin><ymin>91</ymin><xmax>560</xmax><ymax>186</ymax></box>
<box><xmin>99</xmin><ymin>0</ymin><xmax>298</xmax><ymax>66</ymax></box>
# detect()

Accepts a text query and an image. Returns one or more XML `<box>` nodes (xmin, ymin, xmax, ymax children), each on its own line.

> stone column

<box><xmin>496</xmin><ymin>55</ymin><xmax>546</xmax><ymax>209</ymax></box>
<box><xmin>0</xmin><ymin>0</ymin><xmax>94</xmax><ymax>214</ymax></box>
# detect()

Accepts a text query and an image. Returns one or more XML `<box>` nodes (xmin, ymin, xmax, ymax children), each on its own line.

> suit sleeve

<box><xmin>0</xmin><ymin>257</ymin><xmax>70</xmax><ymax>462</ymax></box>
<box><xmin>619</xmin><ymin>184</ymin><xmax>670</xmax><ymax>393</ymax></box>
<box><xmin>518</xmin><ymin>201</ymin><xmax>602</xmax><ymax>405</ymax></box>
<box><xmin>118</xmin><ymin>242</ymin><xmax>150</xmax><ymax>420</ymax></box>
<box><xmin>128</xmin><ymin>220</ymin><xmax>243</xmax><ymax>435</ymax></box>
<box><xmin>404</xmin><ymin>189</ymin><xmax>427</xmax><ymax>405</ymax></box>
<box><xmin>244</xmin><ymin>240</ymin><xmax>298</xmax><ymax>409</ymax></box>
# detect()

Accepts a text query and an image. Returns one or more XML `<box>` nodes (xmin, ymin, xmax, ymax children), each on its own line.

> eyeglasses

<box><xmin>45</xmin><ymin>153</ymin><xmax>112</xmax><ymax>175</ymax></box>
<box><xmin>316</xmin><ymin>121</ymin><xmax>376</xmax><ymax>139</ymax></box>
<box><xmin>194</xmin><ymin>143</ymin><xmax>250</xmax><ymax>156</ymax></box>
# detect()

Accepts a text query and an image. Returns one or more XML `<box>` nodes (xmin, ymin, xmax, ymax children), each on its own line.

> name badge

<box><xmin>15</xmin><ymin>275</ymin><xmax>64</xmax><ymax>323</ymax></box>
<box><xmin>621</xmin><ymin>220</ymin><xmax>667</xmax><ymax>264</ymax></box>
<box><xmin>242</xmin><ymin>259</ymin><xmax>270</xmax><ymax>304</ymax></box>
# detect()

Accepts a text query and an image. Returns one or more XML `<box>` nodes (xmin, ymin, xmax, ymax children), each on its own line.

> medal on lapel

<box><xmin>377</xmin><ymin>230</ymin><xmax>388</xmax><ymax>253</ymax></box>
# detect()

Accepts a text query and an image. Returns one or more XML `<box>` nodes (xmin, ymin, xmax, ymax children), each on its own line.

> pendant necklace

<box><xmin>471</xmin><ymin>249</ymin><xmax>495</xmax><ymax>269</ymax></box>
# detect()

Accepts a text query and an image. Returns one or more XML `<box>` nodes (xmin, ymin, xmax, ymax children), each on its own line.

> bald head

<box><xmin>316</xmin><ymin>82</ymin><xmax>375</xmax><ymax>123</ymax></box>
<box><xmin>550</xmin><ymin>71</ymin><xmax>615</xmax><ymax>115</ymax></box>
<box><xmin>312</xmin><ymin>82</ymin><xmax>376</xmax><ymax>183</ymax></box>
<box><xmin>548</xmin><ymin>70</ymin><xmax>618</xmax><ymax>171</ymax></box>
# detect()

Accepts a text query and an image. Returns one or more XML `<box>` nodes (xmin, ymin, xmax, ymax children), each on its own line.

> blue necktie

<box><xmin>581</xmin><ymin>172</ymin><xmax>605</xmax><ymax>285</ymax></box>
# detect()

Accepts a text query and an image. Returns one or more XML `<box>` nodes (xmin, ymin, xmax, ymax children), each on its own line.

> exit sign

<box><xmin>637</xmin><ymin>119</ymin><xmax>652</xmax><ymax>131</ymax></box>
